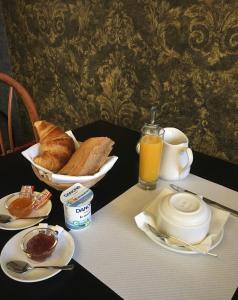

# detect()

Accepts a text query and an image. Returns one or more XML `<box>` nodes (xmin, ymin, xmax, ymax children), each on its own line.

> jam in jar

<box><xmin>7</xmin><ymin>197</ymin><xmax>33</xmax><ymax>218</ymax></box>
<box><xmin>6</xmin><ymin>185</ymin><xmax>34</xmax><ymax>218</ymax></box>
<box><xmin>22</xmin><ymin>228</ymin><xmax>58</xmax><ymax>262</ymax></box>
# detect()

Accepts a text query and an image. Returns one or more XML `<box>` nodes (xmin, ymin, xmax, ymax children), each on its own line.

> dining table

<box><xmin>0</xmin><ymin>120</ymin><xmax>237</xmax><ymax>300</ymax></box>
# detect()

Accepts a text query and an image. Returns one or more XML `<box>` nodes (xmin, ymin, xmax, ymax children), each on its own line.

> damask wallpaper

<box><xmin>1</xmin><ymin>0</ymin><xmax>238</xmax><ymax>164</ymax></box>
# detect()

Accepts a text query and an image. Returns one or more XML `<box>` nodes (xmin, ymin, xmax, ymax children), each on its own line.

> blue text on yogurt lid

<box><xmin>60</xmin><ymin>183</ymin><xmax>94</xmax><ymax>207</ymax></box>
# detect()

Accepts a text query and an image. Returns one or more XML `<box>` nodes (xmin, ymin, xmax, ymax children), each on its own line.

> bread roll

<box><xmin>59</xmin><ymin>137</ymin><xmax>114</xmax><ymax>176</ymax></box>
<box><xmin>33</xmin><ymin>120</ymin><xmax>75</xmax><ymax>172</ymax></box>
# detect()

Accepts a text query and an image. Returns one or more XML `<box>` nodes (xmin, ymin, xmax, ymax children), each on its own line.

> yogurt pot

<box><xmin>60</xmin><ymin>183</ymin><xmax>94</xmax><ymax>230</ymax></box>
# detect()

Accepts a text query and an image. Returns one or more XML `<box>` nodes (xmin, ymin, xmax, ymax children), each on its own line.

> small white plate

<box><xmin>0</xmin><ymin>225</ymin><xmax>75</xmax><ymax>282</ymax></box>
<box><xmin>0</xmin><ymin>192</ymin><xmax>52</xmax><ymax>230</ymax></box>
<box><xmin>145</xmin><ymin>225</ymin><xmax>224</xmax><ymax>255</ymax></box>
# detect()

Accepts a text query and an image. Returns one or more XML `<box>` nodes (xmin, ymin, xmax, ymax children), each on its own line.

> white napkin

<box><xmin>21</xmin><ymin>130</ymin><xmax>118</xmax><ymax>184</ymax></box>
<box><xmin>135</xmin><ymin>187</ymin><xmax>230</xmax><ymax>254</ymax></box>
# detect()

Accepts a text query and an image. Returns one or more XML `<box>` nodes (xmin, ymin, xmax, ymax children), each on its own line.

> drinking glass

<box><xmin>138</xmin><ymin>123</ymin><xmax>164</xmax><ymax>190</ymax></box>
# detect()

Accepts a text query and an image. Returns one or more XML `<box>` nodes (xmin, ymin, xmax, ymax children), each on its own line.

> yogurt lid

<box><xmin>60</xmin><ymin>183</ymin><xmax>94</xmax><ymax>207</ymax></box>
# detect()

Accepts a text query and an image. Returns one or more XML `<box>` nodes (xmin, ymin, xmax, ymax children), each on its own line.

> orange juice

<box><xmin>139</xmin><ymin>135</ymin><xmax>163</xmax><ymax>185</ymax></box>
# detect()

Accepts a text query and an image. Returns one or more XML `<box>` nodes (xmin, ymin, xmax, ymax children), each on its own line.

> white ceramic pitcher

<box><xmin>159</xmin><ymin>127</ymin><xmax>193</xmax><ymax>180</ymax></box>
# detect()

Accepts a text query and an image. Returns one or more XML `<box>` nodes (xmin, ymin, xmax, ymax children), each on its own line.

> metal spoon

<box><xmin>0</xmin><ymin>214</ymin><xmax>49</xmax><ymax>224</ymax></box>
<box><xmin>6</xmin><ymin>260</ymin><xmax>74</xmax><ymax>273</ymax></box>
<box><xmin>147</xmin><ymin>223</ymin><xmax>218</xmax><ymax>257</ymax></box>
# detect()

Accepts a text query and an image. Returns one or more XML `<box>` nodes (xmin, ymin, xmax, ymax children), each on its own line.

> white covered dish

<box><xmin>156</xmin><ymin>192</ymin><xmax>211</xmax><ymax>244</ymax></box>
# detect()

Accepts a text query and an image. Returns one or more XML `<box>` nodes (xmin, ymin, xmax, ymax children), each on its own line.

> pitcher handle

<box><xmin>186</xmin><ymin>147</ymin><xmax>193</xmax><ymax>165</ymax></box>
<box><xmin>179</xmin><ymin>147</ymin><xmax>193</xmax><ymax>179</ymax></box>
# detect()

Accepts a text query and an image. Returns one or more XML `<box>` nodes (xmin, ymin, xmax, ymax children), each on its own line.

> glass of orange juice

<box><xmin>138</xmin><ymin>123</ymin><xmax>164</xmax><ymax>190</ymax></box>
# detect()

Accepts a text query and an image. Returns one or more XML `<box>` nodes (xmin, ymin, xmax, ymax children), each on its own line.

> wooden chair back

<box><xmin>0</xmin><ymin>72</ymin><xmax>39</xmax><ymax>155</ymax></box>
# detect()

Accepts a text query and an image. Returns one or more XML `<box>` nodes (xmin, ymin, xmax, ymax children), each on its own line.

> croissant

<box><xmin>33</xmin><ymin>120</ymin><xmax>75</xmax><ymax>172</ymax></box>
<box><xmin>59</xmin><ymin>137</ymin><xmax>114</xmax><ymax>176</ymax></box>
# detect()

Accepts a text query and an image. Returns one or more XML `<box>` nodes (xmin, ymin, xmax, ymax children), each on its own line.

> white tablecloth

<box><xmin>71</xmin><ymin>174</ymin><xmax>238</xmax><ymax>300</ymax></box>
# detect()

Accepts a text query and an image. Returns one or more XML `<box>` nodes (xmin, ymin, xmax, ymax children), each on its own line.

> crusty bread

<box><xmin>59</xmin><ymin>137</ymin><xmax>114</xmax><ymax>176</ymax></box>
<box><xmin>33</xmin><ymin>120</ymin><xmax>75</xmax><ymax>172</ymax></box>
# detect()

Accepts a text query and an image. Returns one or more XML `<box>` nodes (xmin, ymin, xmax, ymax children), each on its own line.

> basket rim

<box><xmin>32</xmin><ymin>165</ymin><xmax>104</xmax><ymax>191</ymax></box>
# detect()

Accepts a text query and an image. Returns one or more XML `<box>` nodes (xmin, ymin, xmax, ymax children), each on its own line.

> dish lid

<box><xmin>159</xmin><ymin>192</ymin><xmax>211</xmax><ymax>227</ymax></box>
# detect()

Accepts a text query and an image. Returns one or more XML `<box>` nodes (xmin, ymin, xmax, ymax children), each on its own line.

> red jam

<box><xmin>26</xmin><ymin>232</ymin><xmax>56</xmax><ymax>261</ymax></box>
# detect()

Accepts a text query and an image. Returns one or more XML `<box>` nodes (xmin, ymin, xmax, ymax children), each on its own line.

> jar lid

<box><xmin>60</xmin><ymin>183</ymin><xmax>94</xmax><ymax>207</ymax></box>
<box><xmin>141</xmin><ymin>106</ymin><xmax>164</xmax><ymax>135</ymax></box>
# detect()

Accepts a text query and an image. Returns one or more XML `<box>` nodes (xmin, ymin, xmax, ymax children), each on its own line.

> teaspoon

<box><xmin>0</xmin><ymin>214</ymin><xmax>49</xmax><ymax>224</ymax></box>
<box><xmin>147</xmin><ymin>223</ymin><xmax>217</xmax><ymax>257</ymax></box>
<box><xmin>6</xmin><ymin>260</ymin><xmax>74</xmax><ymax>273</ymax></box>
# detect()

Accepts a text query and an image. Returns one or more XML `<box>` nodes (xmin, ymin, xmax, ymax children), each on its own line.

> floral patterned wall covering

<box><xmin>1</xmin><ymin>0</ymin><xmax>238</xmax><ymax>164</ymax></box>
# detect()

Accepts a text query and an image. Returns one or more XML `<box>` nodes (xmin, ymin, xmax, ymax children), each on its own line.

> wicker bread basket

<box><xmin>22</xmin><ymin>131</ymin><xmax>117</xmax><ymax>191</ymax></box>
<box><xmin>32</xmin><ymin>165</ymin><xmax>105</xmax><ymax>191</ymax></box>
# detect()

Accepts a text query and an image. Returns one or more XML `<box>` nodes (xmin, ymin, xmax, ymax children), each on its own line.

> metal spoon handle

<box><xmin>34</xmin><ymin>264</ymin><xmax>74</xmax><ymax>270</ymax></box>
<box><xmin>17</xmin><ymin>215</ymin><xmax>49</xmax><ymax>220</ymax></box>
<box><xmin>168</xmin><ymin>234</ymin><xmax>218</xmax><ymax>257</ymax></box>
<box><xmin>147</xmin><ymin>224</ymin><xmax>218</xmax><ymax>257</ymax></box>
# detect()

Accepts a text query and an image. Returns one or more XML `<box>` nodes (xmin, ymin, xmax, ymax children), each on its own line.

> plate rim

<box><xmin>0</xmin><ymin>192</ymin><xmax>52</xmax><ymax>231</ymax></box>
<box><xmin>0</xmin><ymin>225</ymin><xmax>75</xmax><ymax>282</ymax></box>
<box><xmin>145</xmin><ymin>225</ymin><xmax>224</xmax><ymax>255</ymax></box>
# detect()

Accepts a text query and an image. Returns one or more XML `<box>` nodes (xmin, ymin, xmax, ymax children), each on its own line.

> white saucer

<box><xmin>0</xmin><ymin>225</ymin><xmax>75</xmax><ymax>282</ymax></box>
<box><xmin>135</xmin><ymin>187</ymin><xmax>229</xmax><ymax>255</ymax></box>
<box><xmin>145</xmin><ymin>225</ymin><xmax>224</xmax><ymax>255</ymax></box>
<box><xmin>0</xmin><ymin>192</ymin><xmax>52</xmax><ymax>230</ymax></box>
